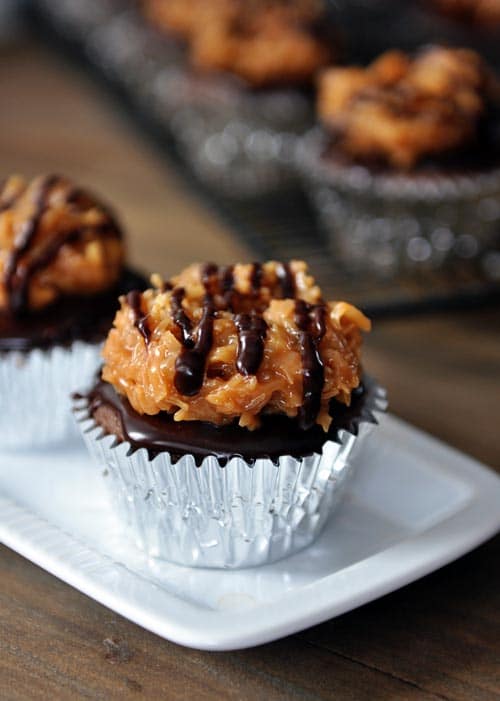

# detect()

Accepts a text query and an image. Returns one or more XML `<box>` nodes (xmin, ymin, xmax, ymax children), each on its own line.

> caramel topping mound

<box><xmin>318</xmin><ymin>46</ymin><xmax>498</xmax><ymax>169</ymax></box>
<box><xmin>102</xmin><ymin>260</ymin><xmax>370</xmax><ymax>431</ymax></box>
<box><xmin>0</xmin><ymin>175</ymin><xmax>124</xmax><ymax>314</ymax></box>
<box><xmin>144</xmin><ymin>0</ymin><xmax>333</xmax><ymax>87</ymax></box>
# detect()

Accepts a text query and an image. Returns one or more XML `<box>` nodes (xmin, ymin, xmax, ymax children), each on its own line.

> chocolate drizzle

<box><xmin>221</xmin><ymin>265</ymin><xmax>235</xmax><ymax>307</ymax></box>
<box><xmin>126</xmin><ymin>290</ymin><xmax>151</xmax><ymax>345</ymax></box>
<box><xmin>250</xmin><ymin>262</ymin><xmax>263</xmax><ymax>294</ymax></box>
<box><xmin>201</xmin><ymin>262</ymin><xmax>219</xmax><ymax>296</ymax></box>
<box><xmin>234</xmin><ymin>312</ymin><xmax>267</xmax><ymax>376</ymax></box>
<box><xmin>170</xmin><ymin>287</ymin><xmax>194</xmax><ymax>346</ymax></box>
<box><xmin>4</xmin><ymin>175</ymin><xmax>59</xmax><ymax>314</ymax></box>
<box><xmin>276</xmin><ymin>262</ymin><xmax>295</xmax><ymax>299</ymax></box>
<box><xmin>173</xmin><ymin>263</ymin><xmax>216</xmax><ymax>396</ymax></box>
<box><xmin>174</xmin><ymin>295</ymin><xmax>215</xmax><ymax>396</ymax></box>
<box><xmin>295</xmin><ymin>300</ymin><xmax>327</xmax><ymax>430</ymax></box>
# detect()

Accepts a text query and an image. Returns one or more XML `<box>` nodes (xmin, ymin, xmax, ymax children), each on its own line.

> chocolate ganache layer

<box><xmin>0</xmin><ymin>268</ymin><xmax>147</xmax><ymax>352</ymax></box>
<box><xmin>81</xmin><ymin>375</ymin><xmax>380</xmax><ymax>465</ymax></box>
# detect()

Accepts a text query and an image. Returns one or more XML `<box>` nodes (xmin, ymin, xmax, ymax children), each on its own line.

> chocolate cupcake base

<box><xmin>74</xmin><ymin>378</ymin><xmax>386</xmax><ymax>569</ymax></box>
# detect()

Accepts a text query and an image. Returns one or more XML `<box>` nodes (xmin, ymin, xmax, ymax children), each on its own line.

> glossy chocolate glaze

<box><xmin>83</xmin><ymin>375</ymin><xmax>378</xmax><ymax>465</ymax></box>
<box><xmin>0</xmin><ymin>268</ymin><xmax>147</xmax><ymax>352</ymax></box>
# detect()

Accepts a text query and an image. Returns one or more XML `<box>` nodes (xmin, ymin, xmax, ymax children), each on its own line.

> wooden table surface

<box><xmin>0</xmin><ymin>44</ymin><xmax>499</xmax><ymax>701</ymax></box>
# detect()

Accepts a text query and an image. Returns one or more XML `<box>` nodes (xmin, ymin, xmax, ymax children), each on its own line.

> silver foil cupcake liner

<box><xmin>297</xmin><ymin>129</ymin><xmax>500</xmax><ymax>280</ymax></box>
<box><xmin>0</xmin><ymin>341</ymin><xmax>103</xmax><ymax>451</ymax></box>
<box><xmin>74</xmin><ymin>381</ymin><xmax>387</xmax><ymax>569</ymax></box>
<box><xmin>164</xmin><ymin>75</ymin><xmax>313</xmax><ymax>199</ymax></box>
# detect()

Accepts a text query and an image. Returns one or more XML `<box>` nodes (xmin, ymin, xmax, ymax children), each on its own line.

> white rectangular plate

<box><xmin>0</xmin><ymin>414</ymin><xmax>499</xmax><ymax>651</ymax></box>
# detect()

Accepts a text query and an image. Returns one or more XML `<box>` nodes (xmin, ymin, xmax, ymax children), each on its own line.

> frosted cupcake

<box><xmin>0</xmin><ymin>174</ymin><xmax>143</xmax><ymax>449</ymax></box>
<box><xmin>75</xmin><ymin>260</ymin><xmax>386</xmax><ymax>568</ymax></box>
<box><xmin>143</xmin><ymin>0</ymin><xmax>335</xmax><ymax>197</ymax></box>
<box><xmin>298</xmin><ymin>47</ymin><xmax>500</xmax><ymax>278</ymax></box>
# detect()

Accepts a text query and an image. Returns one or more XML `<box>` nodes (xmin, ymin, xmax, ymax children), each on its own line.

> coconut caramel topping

<box><xmin>318</xmin><ymin>47</ymin><xmax>498</xmax><ymax>169</ymax></box>
<box><xmin>144</xmin><ymin>0</ymin><xmax>332</xmax><ymax>87</ymax></box>
<box><xmin>0</xmin><ymin>175</ymin><xmax>124</xmax><ymax>315</ymax></box>
<box><xmin>101</xmin><ymin>260</ymin><xmax>370</xmax><ymax>431</ymax></box>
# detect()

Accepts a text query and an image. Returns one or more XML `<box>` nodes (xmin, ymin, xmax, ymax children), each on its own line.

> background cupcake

<box><xmin>75</xmin><ymin>260</ymin><xmax>386</xmax><ymax>568</ymax></box>
<box><xmin>298</xmin><ymin>46</ymin><xmax>500</xmax><ymax>278</ymax></box>
<box><xmin>0</xmin><ymin>173</ymin><xmax>143</xmax><ymax>449</ymax></box>
<box><xmin>143</xmin><ymin>0</ymin><xmax>336</xmax><ymax>197</ymax></box>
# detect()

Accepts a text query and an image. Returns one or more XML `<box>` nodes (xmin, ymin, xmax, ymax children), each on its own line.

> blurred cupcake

<box><xmin>143</xmin><ymin>0</ymin><xmax>335</xmax><ymax>197</ymax></box>
<box><xmin>0</xmin><ymin>174</ymin><xmax>143</xmax><ymax>449</ymax></box>
<box><xmin>75</xmin><ymin>260</ymin><xmax>386</xmax><ymax>568</ymax></box>
<box><xmin>298</xmin><ymin>46</ymin><xmax>500</xmax><ymax>278</ymax></box>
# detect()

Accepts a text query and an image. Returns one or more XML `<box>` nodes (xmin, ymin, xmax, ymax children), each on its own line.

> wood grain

<box><xmin>0</xmin><ymin>43</ymin><xmax>498</xmax><ymax>701</ymax></box>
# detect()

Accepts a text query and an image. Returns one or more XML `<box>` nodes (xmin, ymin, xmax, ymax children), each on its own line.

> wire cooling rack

<box><xmin>24</xmin><ymin>0</ymin><xmax>500</xmax><ymax>317</ymax></box>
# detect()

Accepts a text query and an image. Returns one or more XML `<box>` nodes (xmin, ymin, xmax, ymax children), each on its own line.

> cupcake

<box><xmin>143</xmin><ymin>0</ymin><xmax>336</xmax><ymax>197</ymax></box>
<box><xmin>298</xmin><ymin>46</ymin><xmax>500</xmax><ymax>278</ymax></box>
<box><xmin>75</xmin><ymin>260</ymin><xmax>386</xmax><ymax>568</ymax></box>
<box><xmin>0</xmin><ymin>174</ymin><xmax>144</xmax><ymax>449</ymax></box>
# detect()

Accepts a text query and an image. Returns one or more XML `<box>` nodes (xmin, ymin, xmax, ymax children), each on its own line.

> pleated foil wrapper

<box><xmin>0</xmin><ymin>341</ymin><xmax>103</xmax><ymax>451</ymax></box>
<box><xmin>297</xmin><ymin>129</ymin><xmax>500</xmax><ymax>280</ymax></box>
<box><xmin>75</xmin><ymin>381</ymin><xmax>387</xmax><ymax>569</ymax></box>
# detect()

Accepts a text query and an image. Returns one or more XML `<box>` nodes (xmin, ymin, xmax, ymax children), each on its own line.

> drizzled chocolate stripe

<box><xmin>5</xmin><ymin>175</ymin><xmax>59</xmax><ymax>313</ymax></box>
<box><xmin>221</xmin><ymin>264</ymin><xmax>234</xmax><ymax>307</ymax></box>
<box><xmin>276</xmin><ymin>262</ymin><xmax>295</xmax><ymax>299</ymax></box>
<box><xmin>234</xmin><ymin>312</ymin><xmax>267</xmax><ymax>376</ymax></box>
<box><xmin>295</xmin><ymin>300</ymin><xmax>327</xmax><ymax>430</ymax></box>
<box><xmin>174</xmin><ymin>295</ymin><xmax>215</xmax><ymax>396</ymax></box>
<box><xmin>170</xmin><ymin>287</ymin><xmax>193</xmax><ymax>346</ymax></box>
<box><xmin>173</xmin><ymin>263</ymin><xmax>216</xmax><ymax>396</ymax></box>
<box><xmin>250</xmin><ymin>262</ymin><xmax>263</xmax><ymax>294</ymax></box>
<box><xmin>201</xmin><ymin>262</ymin><xmax>219</xmax><ymax>296</ymax></box>
<box><xmin>126</xmin><ymin>290</ymin><xmax>150</xmax><ymax>345</ymax></box>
